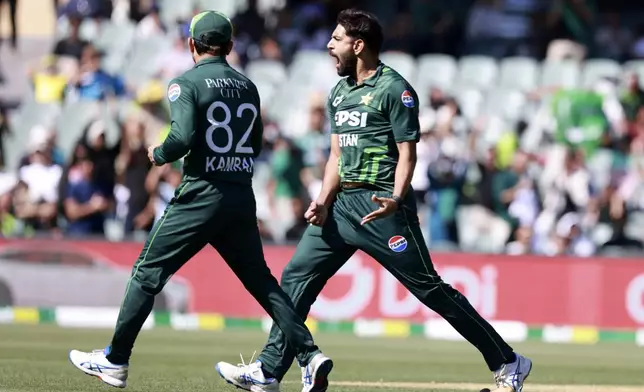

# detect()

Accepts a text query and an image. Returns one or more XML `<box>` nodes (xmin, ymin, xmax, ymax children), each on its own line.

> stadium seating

<box><xmin>415</xmin><ymin>54</ymin><xmax>458</xmax><ymax>92</ymax></box>
<box><xmin>498</xmin><ymin>57</ymin><xmax>538</xmax><ymax>91</ymax></box>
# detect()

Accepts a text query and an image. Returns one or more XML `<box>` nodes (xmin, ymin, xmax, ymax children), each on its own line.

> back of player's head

<box><xmin>337</xmin><ymin>9</ymin><xmax>383</xmax><ymax>55</ymax></box>
<box><xmin>190</xmin><ymin>10</ymin><xmax>234</xmax><ymax>56</ymax></box>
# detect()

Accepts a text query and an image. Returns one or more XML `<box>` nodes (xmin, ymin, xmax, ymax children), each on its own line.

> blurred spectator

<box><xmin>427</xmin><ymin>133</ymin><xmax>469</xmax><ymax>245</ymax></box>
<box><xmin>52</xmin><ymin>14</ymin><xmax>89</xmax><ymax>61</ymax></box>
<box><xmin>14</xmin><ymin>139</ymin><xmax>63</xmax><ymax>232</ymax></box>
<box><xmin>58</xmin><ymin>141</ymin><xmax>91</xmax><ymax>214</ymax></box>
<box><xmin>274</xmin><ymin>9</ymin><xmax>301</xmax><ymax>61</ymax></box>
<box><xmin>409</xmin><ymin>0</ymin><xmax>464</xmax><ymax>56</ymax></box>
<box><xmin>594</xmin><ymin>12</ymin><xmax>632</xmax><ymax>61</ymax></box>
<box><xmin>83</xmin><ymin>119</ymin><xmax>117</xmax><ymax>199</ymax></box>
<box><xmin>630</xmin><ymin>24</ymin><xmax>644</xmax><ymax>59</ymax></box>
<box><xmin>0</xmin><ymin>107</ymin><xmax>9</xmax><ymax>168</ymax></box>
<box><xmin>0</xmin><ymin>0</ymin><xmax>18</xmax><ymax>50</ymax></box>
<box><xmin>297</xmin><ymin>13</ymin><xmax>331</xmax><ymax>51</ymax></box>
<box><xmin>155</xmin><ymin>35</ymin><xmax>193</xmax><ymax>80</ymax></box>
<box><xmin>545</xmin><ymin>0</ymin><xmax>595</xmax><ymax>60</ymax></box>
<box><xmin>135</xmin><ymin>80</ymin><xmax>170</xmax><ymax>143</ymax></box>
<box><xmin>114</xmin><ymin>115</ymin><xmax>152</xmax><ymax>233</ymax></box>
<box><xmin>551</xmin><ymin>88</ymin><xmax>609</xmax><ymax>158</ymax></box>
<box><xmin>411</xmin><ymin>113</ymin><xmax>433</xmax><ymax>218</ymax></box>
<box><xmin>135</xmin><ymin>4</ymin><xmax>165</xmax><ymax>40</ymax></box>
<box><xmin>231</xmin><ymin>0</ymin><xmax>267</xmax><ymax>64</ymax></box>
<box><xmin>19</xmin><ymin>125</ymin><xmax>65</xmax><ymax>168</ymax></box>
<box><xmin>67</xmin><ymin>45</ymin><xmax>126</xmax><ymax>101</ymax></box>
<box><xmin>296</xmin><ymin>94</ymin><xmax>329</xmax><ymax>201</ymax></box>
<box><xmin>629</xmin><ymin>107</ymin><xmax>644</xmax><ymax>152</ymax></box>
<box><xmin>268</xmin><ymin>134</ymin><xmax>307</xmax><ymax>241</ymax></box>
<box><xmin>621</xmin><ymin>73</ymin><xmax>644</xmax><ymax>123</ymax></box>
<box><xmin>540</xmin><ymin>212</ymin><xmax>596</xmax><ymax>257</ymax></box>
<box><xmin>128</xmin><ymin>0</ymin><xmax>156</xmax><ymax>23</ymax></box>
<box><xmin>492</xmin><ymin>150</ymin><xmax>537</xmax><ymax>243</ymax></box>
<box><xmin>61</xmin><ymin>0</ymin><xmax>113</xmax><ymax>20</ymax></box>
<box><xmin>611</xmin><ymin>157</ymin><xmax>644</xmax><ymax>220</ymax></box>
<box><xmin>145</xmin><ymin>163</ymin><xmax>182</xmax><ymax>225</ymax></box>
<box><xmin>63</xmin><ymin>157</ymin><xmax>109</xmax><ymax>236</ymax></box>
<box><xmin>233</xmin><ymin>0</ymin><xmax>266</xmax><ymax>44</ymax></box>
<box><xmin>256</xmin><ymin>35</ymin><xmax>283</xmax><ymax>62</ymax></box>
<box><xmin>461</xmin><ymin>146</ymin><xmax>512</xmax><ymax>253</ymax></box>
<box><xmin>28</xmin><ymin>56</ymin><xmax>69</xmax><ymax>104</ymax></box>
<box><xmin>540</xmin><ymin>148</ymin><xmax>592</xmax><ymax>222</ymax></box>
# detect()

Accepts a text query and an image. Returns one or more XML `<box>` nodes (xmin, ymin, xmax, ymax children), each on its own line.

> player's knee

<box><xmin>279</xmin><ymin>259</ymin><xmax>307</xmax><ymax>288</ymax></box>
<box><xmin>131</xmin><ymin>265</ymin><xmax>165</xmax><ymax>295</ymax></box>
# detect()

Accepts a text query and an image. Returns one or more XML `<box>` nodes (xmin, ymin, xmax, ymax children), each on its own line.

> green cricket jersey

<box><xmin>551</xmin><ymin>88</ymin><xmax>608</xmax><ymax>157</ymax></box>
<box><xmin>328</xmin><ymin>62</ymin><xmax>420</xmax><ymax>192</ymax></box>
<box><xmin>153</xmin><ymin>56</ymin><xmax>263</xmax><ymax>185</ymax></box>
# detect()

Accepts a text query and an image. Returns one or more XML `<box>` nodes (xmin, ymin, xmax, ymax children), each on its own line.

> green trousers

<box><xmin>106</xmin><ymin>179</ymin><xmax>320</xmax><ymax>365</ymax></box>
<box><xmin>258</xmin><ymin>188</ymin><xmax>514</xmax><ymax>380</ymax></box>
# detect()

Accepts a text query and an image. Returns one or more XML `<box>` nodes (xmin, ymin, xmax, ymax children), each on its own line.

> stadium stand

<box><xmin>0</xmin><ymin>0</ymin><xmax>643</xmax><ymax>258</ymax></box>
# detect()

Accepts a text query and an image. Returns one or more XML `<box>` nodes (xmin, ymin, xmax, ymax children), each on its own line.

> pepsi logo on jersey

<box><xmin>388</xmin><ymin>235</ymin><xmax>408</xmax><ymax>253</ymax></box>
<box><xmin>401</xmin><ymin>90</ymin><xmax>415</xmax><ymax>108</ymax></box>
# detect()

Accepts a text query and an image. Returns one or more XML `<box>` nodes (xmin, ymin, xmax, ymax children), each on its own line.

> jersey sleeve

<box><xmin>383</xmin><ymin>80</ymin><xmax>421</xmax><ymax>143</ymax></box>
<box><xmin>153</xmin><ymin>77</ymin><xmax>197</xmax><ymax>165</ymax></box>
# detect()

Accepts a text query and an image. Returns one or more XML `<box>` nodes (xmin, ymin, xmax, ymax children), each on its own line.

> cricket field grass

<box><xmin>0</xmin><ymin>324</ymin><xmax>642</xmax><ymax>392</ymax></box>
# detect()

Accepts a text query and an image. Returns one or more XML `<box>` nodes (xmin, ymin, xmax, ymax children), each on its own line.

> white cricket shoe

<box><xmin>216</xmin><ymin>353</ymin><xmax>279</xmax><ymax>392</ymax></box>
<box><xmin>301</xmin><ymin>353</ymin><xmax>333</xmax><ymax>392</ymax></box>
<box><xmin>493</xmin><ymin>353</ymin><xmax>532</xmax><ymax>392</ymax></box>
<box><xmin>68</xmin><ymin>348</ymin><xmax>129</xmax><ymax>388</ymax></box>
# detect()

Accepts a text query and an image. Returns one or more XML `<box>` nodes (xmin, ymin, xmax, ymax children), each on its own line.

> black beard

<box><xmin>337</xmin><ymin>56</ymin><xmax>357</xmax><ymax>77</ymax></box>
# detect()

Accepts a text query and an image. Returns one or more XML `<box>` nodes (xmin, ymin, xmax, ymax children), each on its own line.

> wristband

<box><xmin>392</xmin><ymin>195</ymin><xmax>403</xmax><ymax>209</ymax></box>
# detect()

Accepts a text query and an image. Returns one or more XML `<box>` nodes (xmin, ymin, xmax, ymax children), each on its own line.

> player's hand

<box><xmin>147</xmin><ymin>145</ymin><xmax>159</xmax><ymax>165</ymax></box>
<box><xmin>361</xmin><ymin>194</ymin><xmax>398</xmax><ymax>226</ymax></box>
<box><xmin>304</xmin><ymin>201</ymin><xmax>328</xmax><ymax>226</ymax></box>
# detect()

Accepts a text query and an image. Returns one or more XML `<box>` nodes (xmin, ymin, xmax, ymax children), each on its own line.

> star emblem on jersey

<box><xmin>360</xmin><ymin>92</ymin><xmax>374</xmax><ymax>106</ymax></box>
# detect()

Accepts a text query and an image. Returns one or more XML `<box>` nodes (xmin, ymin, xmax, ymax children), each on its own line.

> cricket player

<box><xmin>217</xmin><ymin>8</ymin><xmax>533</xmax><ymax>392</ymax></box>
<box><xmin>67</xmin><ymin>11</ymin><xmax>332</xmax><ymax>390</ymax></box>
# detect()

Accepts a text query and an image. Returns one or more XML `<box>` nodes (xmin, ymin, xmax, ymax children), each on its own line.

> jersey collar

<box><xmin>348</xmin><ymin>61</ymin><xmax>384</xmax><ymax>87</ymax></box>
<box><xmin>194</xmin><ymin>56</ymin><xmax>228</xmax><ymax>68</ymax></box>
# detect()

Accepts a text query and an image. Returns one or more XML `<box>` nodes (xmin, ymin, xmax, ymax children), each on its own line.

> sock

<box><xmin>503</xmin><ymin>352</ymin><xmax>517</xmax><ymax>365</ymax></box>
<box><xmin>262</xmin><ymin>368</ymin><xmax>276</xmax><ymax>380</ymax></box>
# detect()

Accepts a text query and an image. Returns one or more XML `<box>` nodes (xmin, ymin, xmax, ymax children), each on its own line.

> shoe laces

<box><xmin>494</xmin><ymin>361</ymin><xmax>520</xmax><ymax>388</ymax></box>
<box><xmin>88</xmin><ymin>349</ymin><xmax>105</xmax><ymax>359</ymax></box>
<box><xmin>237</xmin><ymin>351</ymin><xmax>258</xmax><ymax>368</ymax></box>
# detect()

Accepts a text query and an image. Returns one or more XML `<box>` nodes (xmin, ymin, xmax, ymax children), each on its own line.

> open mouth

<box><xmin>329</xmin><ymin>53</ymin><xmax>340</xmax><ymax>69</ymax></box>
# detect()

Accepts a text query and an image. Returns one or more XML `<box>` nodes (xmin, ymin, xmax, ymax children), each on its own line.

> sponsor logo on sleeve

<box><xmin>168</xmin><ymin>83</ymin><xmax>181</xmax><ymax>102</ymax></box>
<box><xmin>401</xmin><ymin>90</ymin><xmax>415</xmax><ymax>108</ymax></box>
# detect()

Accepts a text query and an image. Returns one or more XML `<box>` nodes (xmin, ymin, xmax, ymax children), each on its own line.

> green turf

<box><xmin>0</xmin><ymin>325</ymin><xmax>642</xmax><ymax>391</ymax></box>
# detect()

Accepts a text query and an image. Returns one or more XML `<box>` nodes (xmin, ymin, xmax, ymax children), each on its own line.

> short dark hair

<box><xmin>193</xmin><ymin>32</ymin><xmax>228</xmax><ymax>56</ymax></box>
<box><xmin>337</xmin><ymin>9</ymin><xmax>383</xmax><ymax>54</ymax></box>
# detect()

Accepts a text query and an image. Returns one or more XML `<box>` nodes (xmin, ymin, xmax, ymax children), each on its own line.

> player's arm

<box><xmin>389</xmin><ymin>83</ymin><xmax>420</xmax><ymax>200</ymax></box>
<box><xmin>393</xmin><ymin>140</ymin><xmax>416</xmax><ymax>199</ymax></box>
<box><xmin>153</xmin><ymin>78</ymin><xmax>197</xmax><ymax>165</ymax></box>
<box><xmin>361</xmin><ymin>82</ymin><xmax>420</xmax><ymax>225</ymax></box>
<box><xmin>316</xmin><ymin>133</ymin><xmax>341</xmax><ymax>207</ymax></box>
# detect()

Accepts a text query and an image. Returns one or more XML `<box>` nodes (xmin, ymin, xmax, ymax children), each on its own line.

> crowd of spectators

<box><xmin>1</xmin><ymin>0</ymin><xmax>644</xmax><ymax>257</ymax></box>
